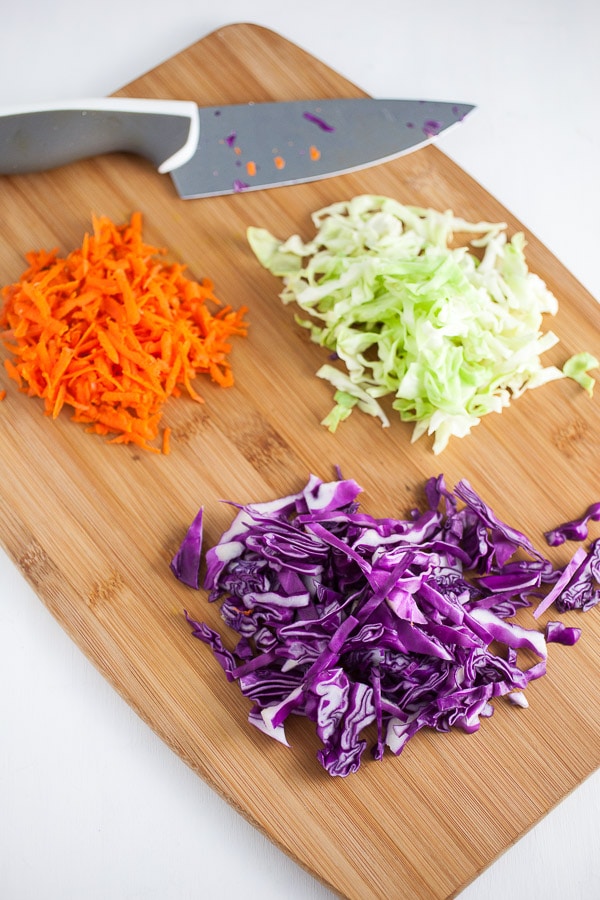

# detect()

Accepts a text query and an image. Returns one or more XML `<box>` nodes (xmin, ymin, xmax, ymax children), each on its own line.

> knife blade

<box><xmin>0</xmin><ymin>96</ymin><xmax>475</xmax><ymax>198</ymax></box>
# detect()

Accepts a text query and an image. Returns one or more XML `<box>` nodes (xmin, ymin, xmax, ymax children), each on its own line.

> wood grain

<box><xmin>1</xmin><ymin>24</ymin><xmax>599</xmax><ymax>900</ymax></box>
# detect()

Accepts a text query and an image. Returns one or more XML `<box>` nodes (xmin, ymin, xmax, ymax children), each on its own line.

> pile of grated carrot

<box><xmin>0</xmin><ymin>212</ymin><xmax>248</xmax><ymax>452</ymax></box>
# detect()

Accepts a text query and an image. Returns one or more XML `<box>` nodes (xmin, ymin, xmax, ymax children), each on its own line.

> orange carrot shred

<box><xmin>162</xmin><ymin>426</ymin><xmax>172</xmax><ymax>455</ymax></box>
<box><xmin>0</xmin><ymin>389</ymin><xmax>6</xmax><ymax>401</ymax></box>
<box><xmin>0</xmin><ymin>213</ymin><xmax>248</xmax><ymax>452</ymax></box>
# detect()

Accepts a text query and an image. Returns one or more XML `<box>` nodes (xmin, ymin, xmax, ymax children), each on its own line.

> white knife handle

<box><xmin>0</xmin><ymin>97</ymin><xmax>199</xmax><ymax>176</ymax></box>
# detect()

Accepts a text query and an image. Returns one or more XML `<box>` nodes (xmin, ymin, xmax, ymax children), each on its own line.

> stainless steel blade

<box><xmin>171</xmin><ymin>98</ymin><xmax>475</xmax><ymax>198</ymax></box>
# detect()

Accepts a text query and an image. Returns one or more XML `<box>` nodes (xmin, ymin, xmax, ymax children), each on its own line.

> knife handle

<box><xmin>0</xmin><ymin>97</ymin><xmax>199</xmax><ymax>176</ymax></box>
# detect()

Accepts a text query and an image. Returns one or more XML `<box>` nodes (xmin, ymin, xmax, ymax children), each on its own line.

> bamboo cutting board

<box><xmin>1</xmin><ymin>23</ymin><xmax>599</xmax><ymax>900</ymax></box>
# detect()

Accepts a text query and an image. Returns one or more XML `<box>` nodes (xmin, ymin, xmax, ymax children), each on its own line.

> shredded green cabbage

<box><xmin>248</xmin><ymin>195</ymin><xmax>594</xmax><ymax>453</ymax></box>
<box><xmin>562</xmin><ymin>351</ymin><xmax>598</xmax><ymax>397</ymax></box>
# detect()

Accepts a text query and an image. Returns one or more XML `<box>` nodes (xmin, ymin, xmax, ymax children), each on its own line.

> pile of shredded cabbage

<box><xmin>173</xmin><ymin>473</ymin><xmax>598</xmax><ymax>777</ymax></box>
<box><xmin>248</xmin><ymin>196</ymin><xmax>597</xmax><ymax>454</ymax></box>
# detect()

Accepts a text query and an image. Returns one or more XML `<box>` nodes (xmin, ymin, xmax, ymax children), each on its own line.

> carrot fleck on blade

<box><xmin>0</xmin><ymin>213</ymin><xmax>248</xmax><ymax>452</ymax></box>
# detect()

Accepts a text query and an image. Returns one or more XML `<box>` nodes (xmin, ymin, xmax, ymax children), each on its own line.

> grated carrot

<box><xmin>0</xmin><ymin>389</ymin><xmax>6</xmax><ymax>401</ymax></box>
<box><xmin>0</xmin><ymin>213</ymin><xmax>248</xmax><ymax>452</ymax></box>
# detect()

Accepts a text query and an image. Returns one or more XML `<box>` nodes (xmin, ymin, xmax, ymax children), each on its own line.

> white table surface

<box><xmin>1</xmin><ymin>2</ymin><xmax>599</xmax><ymax>898</ymax></box>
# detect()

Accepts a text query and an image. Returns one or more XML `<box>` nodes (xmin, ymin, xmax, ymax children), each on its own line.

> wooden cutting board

<box><xmin>1</xmin><ymin>23</ymin><xmax>599</xmax><ymax>900</ymax></box>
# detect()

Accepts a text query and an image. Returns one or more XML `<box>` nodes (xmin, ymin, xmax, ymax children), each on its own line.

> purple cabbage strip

<box><xmin>173</xmin><ymin>474</ymin><xmax>597</xmax><ymax>777</ymax></box>
<box><xmin>545</xmin><ymin>621</ymin><xmax>582</xmax><ymax>646</ymax></box>
<box><xmin>170</xmin><ymin>508</ymin><xmax>204</xmax><ymax>589</ymax></box>
<box><xmin>544</xmin><ymin>502</ymin><xmax>600</xmax><ymax>546</ymax></box>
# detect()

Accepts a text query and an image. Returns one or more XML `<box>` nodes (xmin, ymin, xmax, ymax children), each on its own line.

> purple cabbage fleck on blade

<box><xmin>172</xmin><ymin>474</ymin><xmax>596</xmax><ymax>777</ymax></box>
<box><xmin>302</xmin><ymin>111</ymin><xmax>336</xmax><ymax>132</ymax></box>
<box><xmin>422</xmin><ymin>119</ymin><xmax>443</xmax><ymax>138</ymax></box>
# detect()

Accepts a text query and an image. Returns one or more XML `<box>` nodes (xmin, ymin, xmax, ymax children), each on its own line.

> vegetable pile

<box><xmin>248</xmin><ymin>195</ymin><xmax>597</xmax><ymax>454</ymax></box>
<box><xmin>0</xmin><ymin>213</ymin><xmax>248</xmax><ymax>452</ymax></box>
<box><xmin>173</xmin><ymin>472</ymin><xmax>598</xmax><ymax>777</ymax></box>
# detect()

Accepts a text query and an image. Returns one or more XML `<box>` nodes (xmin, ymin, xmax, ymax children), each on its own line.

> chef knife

<box><xmin>0</xmin><ymin>96</ymin><xmax>475</xmax><ymax>198</ymax></box>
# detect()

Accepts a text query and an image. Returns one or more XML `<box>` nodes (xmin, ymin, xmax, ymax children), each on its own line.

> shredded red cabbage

<box><xmin>545</xmin><ymin>621</ymin><xmax>581</xmax><ymax>646</ymax></box>
<box><xmin>544</xmin><ymin>502</ymin><xmax>600</xmax><ymax>546</ymax></box>
<box><xmin>553</xmin><ymin>540</ymin><xmax>600</xmax><ymax>613</ymax></box>
<box><xmin>170</xmin><ymin>507</ymin><xmax>204</xmax><ymax>589</ymax></box>
<box><xmin>534</xmin><ymin>500</ymin><xmax>600</xmax><ymax>615</ymax></box>
<box><xmin>175</xmin><ymin>474</ymin><xmax>597</xmax><ymax>776</ymax></box>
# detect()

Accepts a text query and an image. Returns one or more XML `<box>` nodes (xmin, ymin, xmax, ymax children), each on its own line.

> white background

<box><xmin>1</xmin><ymin>2</ymin><xmax>599</xmax><ymax>898</ymax></box>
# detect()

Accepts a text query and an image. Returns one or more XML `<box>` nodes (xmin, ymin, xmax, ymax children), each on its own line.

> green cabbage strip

<box><xmin>562</xmin><ymin>351</ymin><xmax>598</xmax><ymax>397</ymax></box>
<box><xmin>247</xmin><ymin>195</ymin><xmax>597</xmax><ymax>454</ymax></box>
